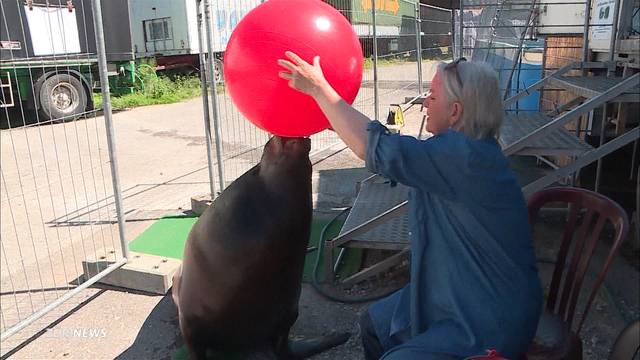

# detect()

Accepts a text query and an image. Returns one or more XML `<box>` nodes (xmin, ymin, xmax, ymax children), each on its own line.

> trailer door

<box><xmin>24</xmin><ymin>2</ymin><xmax>82</xmax><ymax>56</ymax></box>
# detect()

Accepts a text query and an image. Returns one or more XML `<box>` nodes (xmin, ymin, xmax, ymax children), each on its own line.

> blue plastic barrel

<box><xmin>509</xmin><ymin>47</ymin><xmax>543</xmax><ymax>111</ymax></box>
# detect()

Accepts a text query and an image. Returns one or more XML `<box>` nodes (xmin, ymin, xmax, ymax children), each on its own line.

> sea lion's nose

<box><xmin>280</xmin><ymin>137</ymin><xmax>297</xmax><ymax>146</ymax></box>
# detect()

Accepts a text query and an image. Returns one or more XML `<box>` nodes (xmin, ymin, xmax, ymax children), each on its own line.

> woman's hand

<box><xmin>278</xmin><ymin>50</ymin><xmax>369</xmax><ymax>160</ymax></box>
<box><xmin>277</xmin><ymin>51</ymin><xmax>330</xmax><ymax>99</ymax></box>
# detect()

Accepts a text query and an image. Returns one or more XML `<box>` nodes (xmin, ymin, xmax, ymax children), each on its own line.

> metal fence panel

<box><xmin>1</xmin><ymin>0</ymin><xmax>446</xmax><ymax>351</ymax></box>
<box><xmin>199</xmin><ymin>0</ymin><xmax>440</xmax><ymax>191</ymax></box>
<box><xmin>1</xmin><ymin>0</ymin><xmax>127</xmax><ymax>349</ymax></box>
<box><xmin>420</xmin><ymin>3</ymin><xmax>455</xmax><ymax>84</ymax></box>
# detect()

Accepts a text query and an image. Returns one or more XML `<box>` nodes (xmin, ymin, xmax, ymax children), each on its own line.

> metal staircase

<box><xmin>501</xmin><ymin>61</ymin><xmax>640</xmax><ymax>196</ymax></box>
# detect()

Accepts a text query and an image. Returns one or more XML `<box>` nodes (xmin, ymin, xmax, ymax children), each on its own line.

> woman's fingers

<box><xmin>277</xmin><ymin>59</ymin><xmax>298</xmax><ymax>73</ymax></box>
<box><xmin>285</xmin><ymin>51</ymin><xmax>308</xmax><ymax>66</ymax></box>
<box><xmin>278</xmin><ymin>71</ymin><xmax>293</xmax><ymax>80</ymax></box>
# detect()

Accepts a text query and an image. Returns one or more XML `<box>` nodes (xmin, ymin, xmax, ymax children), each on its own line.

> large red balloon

<box><xmin>224</xmin><ymin>0</ymin><xmax>363</xmax><ymax>137</ymax></box>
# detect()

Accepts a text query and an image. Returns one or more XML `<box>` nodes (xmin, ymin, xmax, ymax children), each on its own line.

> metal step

<box><xmin>336</xmin><ymin>179</ymin><xmax>410</xmax><ymax>250</ymax></box>
<box><xmin>547</xmin><ymin>75</ymin><xmax>640</xmax><ymax>103</ymax></box>
<box><xmin>500</xmin><ymin>112</ymin><xmax>594</xmax><ymax>156</ymax></box>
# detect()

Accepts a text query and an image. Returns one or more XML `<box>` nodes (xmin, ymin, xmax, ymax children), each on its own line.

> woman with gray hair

<box><xmin>278</xmin><ymin>53</ymin><xmax>543</xmax><ymax>359</ymax></box>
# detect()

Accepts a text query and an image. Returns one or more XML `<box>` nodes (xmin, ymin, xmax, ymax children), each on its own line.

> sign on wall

<box><xmin>591</xmin><ymin>0</ymin><xmax>614</xmax><ymax>40</ymax></box>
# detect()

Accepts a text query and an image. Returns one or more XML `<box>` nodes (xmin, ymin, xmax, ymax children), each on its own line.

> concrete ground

<box><xmin>2</xmin><ymin>61</ymin><xmax>639</xmax><ymax>359</ymax></box>
<box><xmin>0</xmin><ymin>116</ymin><xmax>376</xmax><ymax>360</ymax></box>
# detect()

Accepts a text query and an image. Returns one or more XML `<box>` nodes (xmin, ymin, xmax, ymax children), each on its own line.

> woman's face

<box><xmin>422</xmin><ymin>72</ymin><xmax>459</xmax><ymax>135</ymax></box>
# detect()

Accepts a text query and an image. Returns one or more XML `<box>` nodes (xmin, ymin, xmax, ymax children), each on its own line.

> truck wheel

<box><xmin>214</xmin><ymin>59</ymin><xmax>224</xmax><ymax>84</ymax></box>
<box><xmin>39</xmin><ymin>74</ymin><xmax>87</xmax><ymax>121</ymax></box>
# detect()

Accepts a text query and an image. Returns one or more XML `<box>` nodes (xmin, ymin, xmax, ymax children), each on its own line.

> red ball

<box><xmin>224</xmin><ymin>0</ymin><xmax>363</xmax><ymax>137</ymax></box>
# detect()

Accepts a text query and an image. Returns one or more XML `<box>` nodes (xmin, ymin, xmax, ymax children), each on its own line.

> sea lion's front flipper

<box><xmin>288</xmin><ymin>332</ymin><xmax>351</xmax><ymax>359</ymax></box>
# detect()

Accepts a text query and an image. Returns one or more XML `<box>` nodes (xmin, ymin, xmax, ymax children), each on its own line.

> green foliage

<box><xmin>362</xmin><ymin>56</ymin><xmax>410</xmax><ymax>69</ymax></box>
<box><xmin>94</xmin><ymin>73</ymin><xmax>203</xmax><ymax>110</ymax></box>
<box><xmin>92</xmin><ymin>59</ymin><xmax>210</xmax><ymax>110</ymax></box>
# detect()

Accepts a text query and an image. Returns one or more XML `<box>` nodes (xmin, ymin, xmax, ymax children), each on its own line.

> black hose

<box><xmin>310</xmin><ymin>207</ymin><xmax>402</xmax><ymax>303</ymax></box>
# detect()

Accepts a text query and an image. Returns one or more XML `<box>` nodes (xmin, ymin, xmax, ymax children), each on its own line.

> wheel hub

<box><xmin>51</xmin><ymin>82</ymin><xmax>78</xmax><ymax>113</ymax></box>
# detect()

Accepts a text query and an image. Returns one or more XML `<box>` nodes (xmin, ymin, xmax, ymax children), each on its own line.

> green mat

<box><xmin>129</xmin><ymin>215</ymin><xmax>198</xmax><ymax>259</ymax></box>
<box><xmin>129</xmin><ymin>215</ymin><xmax>362</xmax><ymax>282</ymax></box>
<box><xmin>136</xmin><ymin>215</ymin><xmax>362</xmax><ymax>360</ymax></box>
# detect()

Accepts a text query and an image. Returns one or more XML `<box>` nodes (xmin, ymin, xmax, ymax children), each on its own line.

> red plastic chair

<box><xmin>525</xmin><ymin>187</ymin><xmax>630</xmax><ymax>360</ymax></box>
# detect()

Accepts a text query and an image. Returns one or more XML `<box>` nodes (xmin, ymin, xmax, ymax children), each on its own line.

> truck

<box><xmin>1</xmin><ymin>0</ymin><xmax>134</xmax><ymax>122</ymax></box>
<box><xmin>0</xmin><ymin>0</ymin><xmax>260</xmax><ymax>122</ymax></box>
<box><xmin>127</xmin><ymin>0</ymin><xmax>261</xmax><ymax>78</ymax></box>
<box><xmin>323</xmin><ymin>0</ymin><xmax>419</xmax><ymax>56</ymax></box>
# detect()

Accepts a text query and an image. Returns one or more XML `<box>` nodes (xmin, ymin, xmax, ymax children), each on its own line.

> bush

<box><xmin>94</xmin><ymin>70</ymin><xmax>203</xmax><ymax>110</ymax></box>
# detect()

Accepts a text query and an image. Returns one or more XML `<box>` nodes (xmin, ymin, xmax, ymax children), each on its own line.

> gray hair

<box><xmin>436</xmin><ymin>61</ymin><xmax>503</xmax><ymax>140</ymax></box>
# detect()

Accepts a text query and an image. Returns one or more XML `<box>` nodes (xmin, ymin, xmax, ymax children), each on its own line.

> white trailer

<box><xmin>127</xmin><ymin>0</ymin><xmax>262</xmax><ymax>76</ymax></box>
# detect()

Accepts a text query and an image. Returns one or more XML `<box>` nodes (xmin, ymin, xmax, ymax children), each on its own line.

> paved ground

<box><xmin>0</xmin><ymin>109</ymin><xmax>378</xmax><ymax>360</ymax></box>
<box><xmin>1</xmin><ymin>61</ymin><xmax>639</xmax><ymax>359</ymax></box>
<box><xmin>1</xmin><ymin>62</ymin><xmax>430</xmax><ymax>359</ymax></box>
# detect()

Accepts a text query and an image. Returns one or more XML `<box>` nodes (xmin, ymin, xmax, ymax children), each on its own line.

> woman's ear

<box><xmin>449</xmin><ymin>101</ymin><xmax>463</xmax><ymax>127</ymax></box>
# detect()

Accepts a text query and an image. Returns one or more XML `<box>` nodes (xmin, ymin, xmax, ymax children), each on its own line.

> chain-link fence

<box><xmin>453</xmin><ymin>0</ymin><xmax>630</xmax><ymax>139</ymax></box>
<box><xmin>455</xmin><ymin>0</ymin><xmax>626</xmax><ymax>113</ymax></box>
<box><xmin>201</xmin><ymin>0</ymin><xmax>453</xmax><ymax>189</ymax></box>
<box><xmin>457</xmin><ymin>0</ymin><xmax>543</xmax><ymax>105</ymax></box>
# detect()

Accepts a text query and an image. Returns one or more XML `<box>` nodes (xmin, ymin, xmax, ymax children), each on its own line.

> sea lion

<box><xmin>172</xmin><ymin>136</ymin><xmax>343</xmax><ymax>359</ymax></box>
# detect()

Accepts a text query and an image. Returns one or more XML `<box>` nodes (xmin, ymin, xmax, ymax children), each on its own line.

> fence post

<box><xmin>581</xmin><ymin>0</ymin><xmax>592</xmax><ymax>64</ymax></box>
<box><xmin>371</xmin><ymin>0</ymin><xmax>380</xmax><ymax>121</ymax></box>
<box><xmin>91</xmin><ymin>0</ymin><xmax>128</xmax><ymax>260</ymax></box>
<box><xmin>607</xmin><ymin>0</ymin><xmax>621</xmax><ymax>75</ymax></box>
<box><xmin>196</xmin><ymin>0</ymin><xmax>217</xmax><ymax>198</ymax></box>
<box><xmin>458</xmin><ymin>0</ymin><xmax>464</xmax><ymax>58</ymax></box>
<box><xmin>596</xmin><ymin>0</ymin><xmax>622</xmax><ymax>191</ymax></box>
<box><xmin>415</xmin><ymin>3</ymin><xmax>423</xmax><ymax>94</ymax></box>
<box><xmin>203</xmin><ymin>0</ymin><xmax>226</xmax><ymax>193</ymax></box>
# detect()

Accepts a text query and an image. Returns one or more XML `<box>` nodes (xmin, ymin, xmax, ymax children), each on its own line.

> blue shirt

<box><xmin>365</xmin><ymin>121</ymin><xmax>542</xmax><ymax>359</ymax></box>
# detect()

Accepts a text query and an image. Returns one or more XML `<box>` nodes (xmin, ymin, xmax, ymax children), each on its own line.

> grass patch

<box><xmin>93</xmin><ymin>75</ymin><xmax>203</xmax><ymax>110</ymax></box>
<box><xmin>362</xmin><ymin>51</ymin><xmax>453</xmax><ymax>70</ymax></box>
<box><xmin>363</xmin><ymin>56</ymin><xmax>411</xmax><ymax>69</ymax></box>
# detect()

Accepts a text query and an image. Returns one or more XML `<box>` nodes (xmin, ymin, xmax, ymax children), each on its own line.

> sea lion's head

<box><xmin>263</xmin><ymin>136</ymin><xmax>311</xmax><ymax>159</ymax></box>
<box><xmin>260</xmin><ymin>136</ymin><xmax>312</xmax><ymax>180</ymax></box>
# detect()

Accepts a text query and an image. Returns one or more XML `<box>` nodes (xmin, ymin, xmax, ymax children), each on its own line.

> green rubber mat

<box><xmin>128</xmin><ymin>214</ymin><xmax>362</xmax><ymax>282</ymax></box>
<box><xmin>128</xmin><ymin>215</ymin><xmax>198</xmax><ymax>260</ymax></box>
<box><xmin>149</xmin><ymin>215</ymin><xmax>362</xmax><ymax>360</ymax></box>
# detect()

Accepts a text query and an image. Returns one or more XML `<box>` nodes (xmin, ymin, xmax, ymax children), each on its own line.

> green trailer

<box><xmin>324</xmin><ymin>0</ymin><xmax>419</xmax><ymax>56</ymax></box>
<box><xmin>0</xmin><ymin>0</ymin><xmax>135</xmax><ymax>123</ymax></box>
<box><xmin>0</xmin><ymin>58</ymin><xmax>97</xmax><ymax>121</ymax></box>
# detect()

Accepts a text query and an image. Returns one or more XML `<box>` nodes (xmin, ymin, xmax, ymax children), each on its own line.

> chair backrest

<box><xmin>528</xmin><ymin>187</ymin><xmax>629</xmax><ymax>334</ymax></box>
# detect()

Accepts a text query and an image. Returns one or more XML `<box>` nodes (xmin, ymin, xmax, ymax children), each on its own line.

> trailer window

<box><xmin>144</xmin><ymin>18</ymin><xmax>172</xmax><ymax>41</ymax></box>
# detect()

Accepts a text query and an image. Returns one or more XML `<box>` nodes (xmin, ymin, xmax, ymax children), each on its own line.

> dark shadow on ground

<box><xmin>114</xmin><ymin>293</ymin><xmax>181</xmax><ymax>360</ymax></box>
<box><xmin>0</xmin><ymin>289</ymin><xmax>108</xmax><ymax>360</ymax></box>
<box><xmin>114</xmin><ymin>164</ymin><xmax>375</xmax><ymax>360</ymax></box>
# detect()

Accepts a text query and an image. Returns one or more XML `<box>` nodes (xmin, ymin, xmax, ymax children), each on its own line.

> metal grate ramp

<box><xmin>547</xmin><ymin>75</ymin><xmax>640</xmax><ymax>102</ymax></box>
<box><xmin>500</xmin><ymin>112</ymin><xmax>594</xmax><ymax>156</ymax></box>
<box><xmin>337</xmin><ymin>179</ymin><xmax>410</xmax><ymax>250</ymax></box>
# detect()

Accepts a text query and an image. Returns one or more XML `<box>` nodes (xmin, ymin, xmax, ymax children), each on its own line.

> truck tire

<box><xmin>214</xmin><ymin>59</ymin><xmax>223</xmax><ymax>83</ymax></box>
<box><xmin>39</xmin><ymin>74</ymin><xmax>88</xmax><ymax>121</ymax></box>
<box><xmin>205</xmin><ymin>59</ymin><xmax>224</xmax><ymax>84</ymax></box>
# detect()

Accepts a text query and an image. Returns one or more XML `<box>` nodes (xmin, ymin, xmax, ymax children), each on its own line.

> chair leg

<box><xmin>568</xmin><ymin>333</ymin><xmax>583</xmax><ymax>360</ymax></box>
